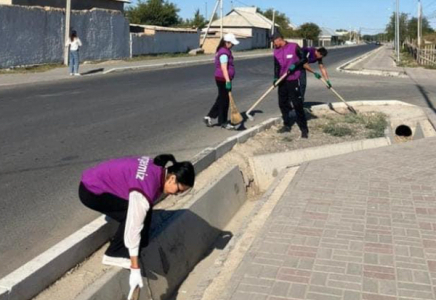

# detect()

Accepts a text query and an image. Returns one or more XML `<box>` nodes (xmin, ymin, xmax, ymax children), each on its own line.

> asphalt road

<box><xmin>3</xmin><ymin>43</ymin><xmax>427</xmax><ymax>278</ymax></box>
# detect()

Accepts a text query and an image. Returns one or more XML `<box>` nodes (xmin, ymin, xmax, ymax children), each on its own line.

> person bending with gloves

<box><xmin>272</xmin><ymin>32</ymin><xmax>309</xmax><ymax>138</ymax></box>
<box><xmin>79</xmin><ymin>154</ymin><xmax>195</xmax><ymax>298</ymax></box>
<box><xmin>301</xmin><ymin>46</ymin><xmax>331</xmax><ymax>102</ymax></box>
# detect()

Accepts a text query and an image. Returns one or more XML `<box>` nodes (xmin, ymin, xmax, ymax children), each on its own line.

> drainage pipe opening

<box><xmin>395</xmin><ymin>125</ymin><xmax>412</xmax><ymax>137</ymax></box>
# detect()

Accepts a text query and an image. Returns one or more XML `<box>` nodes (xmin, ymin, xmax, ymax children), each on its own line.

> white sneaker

<box><xmin>69</xmin><ymin>73</ymin><xmax>73</xmax><ymax>76</ymax></box>
<box><xmin>221</xmin><ymin>123</ymin><xmax>235</xmax><ymax>130</ymax></box>
<box><xmin>102</xmin><ymin>255</ymin><xmax>131</xmax><ymax>269</ymax></box>
<box><xmin>203</xmin><ymin>116</ymin><xmax>212</xmax><ymax>127</ymax></box>
<box><xmin>74</xmin><ymin>73</ymin><xmax>81</xmax><ymax>76</ymax></box>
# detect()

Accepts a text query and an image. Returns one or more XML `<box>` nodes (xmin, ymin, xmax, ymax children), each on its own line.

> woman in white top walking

<box><xmin>65</xmin><ymin>30</ymin><xmax>82</xmax><ymax>76</ymax></box>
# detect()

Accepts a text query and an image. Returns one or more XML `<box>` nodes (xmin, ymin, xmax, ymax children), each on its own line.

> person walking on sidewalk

<box><xmin>300</xmin><ymin>47</ymin><xmax>331</xmax><ymax>102</ymax></box>
<box><xmin>65</xmin><ymin>30</ymin><xmax>82</xmax><ymax>76</ymax></box>
<box><xmin>272</xmin><ymin>32</ymin><xmax>309</xmax><ymax>138</ymax></box>
<box><xmin>78</xmin><ymin>154</ymin><xmax>195</xmax><ymax>297</ymax></box>
<box><xmin>203</xmin><ymin>33</ymin><xmax>240</xmax><ymax>130</ymax></box>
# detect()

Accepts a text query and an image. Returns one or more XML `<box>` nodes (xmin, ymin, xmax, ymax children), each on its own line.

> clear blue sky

<box><xmin>130</xmin><ymin>0</ymin><xmax>436</xmax><ymax>34</ymax></box>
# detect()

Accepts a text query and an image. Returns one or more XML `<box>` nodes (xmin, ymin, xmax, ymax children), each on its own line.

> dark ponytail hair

<box><xmin>154</xmin><ymin>154</ymin><xmax>195</xmax><ymax>187</ymax></box>
<box><xmin>216</xmin><ymin>38</ymin><xmax>226</xmax><ymax>53</ymax></box>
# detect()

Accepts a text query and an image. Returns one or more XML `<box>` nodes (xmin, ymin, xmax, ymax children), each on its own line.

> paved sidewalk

<box><xmin>351</xmin><ymin>45</ymin><xmax>403</xmax><ymax>73</ymax></box>
<box><xmin>344</xmin><ymin>44</ymin><xmax>436</xmax><ymax>112</ymax></box>
<box><xmin>0</xmin><ymin>49</ymin><xmax>271</xmax><ymax>88</ymax></box>
<box><xmin>224</xmin><ymin>137</ymin><xmax>436</xmax><ymax>300</ymax></box>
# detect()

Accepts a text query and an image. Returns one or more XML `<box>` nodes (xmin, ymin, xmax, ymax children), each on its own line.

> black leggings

<box><xmin>78</xmin><ymin>183</ymin><xmax>152</xmax><ymax>258</ymax></box>
<box><xmin>207</xmin><ymin>80</ymin><xmax>229</xmax><ymax>125</ymax></box>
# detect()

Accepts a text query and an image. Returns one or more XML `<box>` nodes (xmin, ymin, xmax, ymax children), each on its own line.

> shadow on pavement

<box><xmin>80</xmin><ymin>68</ymin><xmax>105</xmax><ymax>75</ymax></box>
<box><xmin>140</xmin><ymin>208</ymin><xmax>232</xmax><ymax>300</ymax></box>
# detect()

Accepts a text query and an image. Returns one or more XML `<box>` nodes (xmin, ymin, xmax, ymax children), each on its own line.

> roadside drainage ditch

<box><xmin>4</xmin><ymin>101</ymin><xmax>435</xmax><ymax>300</ymax></box>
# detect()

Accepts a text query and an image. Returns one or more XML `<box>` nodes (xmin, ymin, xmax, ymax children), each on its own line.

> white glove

<box><xmin>128</xmin><ymin>268</ymin><xmax>143</xmax><ymax>300</ymax></box>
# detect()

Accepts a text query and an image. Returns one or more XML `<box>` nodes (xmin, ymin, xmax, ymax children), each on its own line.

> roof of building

<box><xmin>210</xmin><ymin>6</ymin><xmax>278</xmax><ymax>29</ymax></box>
<box><xmin>319</xmin><ymin>27</ymin><xmax>338</xmax><ymax>38</ymax></box>
<box><xmin>130</xmin><ymin>24</ymin><xmax>198</xmax><ymax>33</ymax></box>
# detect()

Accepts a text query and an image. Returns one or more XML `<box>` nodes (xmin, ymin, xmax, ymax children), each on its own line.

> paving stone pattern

<box><xmin>225</xmin><ymin>137</ymin><xmax>436</xmax><ymax>300</ymax></box>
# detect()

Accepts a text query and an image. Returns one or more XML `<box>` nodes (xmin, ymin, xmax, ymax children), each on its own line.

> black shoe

<box><xmin>277</xmin><ymin>126</ymin><xmax>291</xmax><ymax>133</ymax></box>
<box><xmin>301</xmin><ymin>130</ymin><xmax>309</xmax><ymax>139</ymax></box>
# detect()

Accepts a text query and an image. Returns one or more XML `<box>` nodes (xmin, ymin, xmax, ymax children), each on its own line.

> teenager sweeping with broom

<box><xmin>78</xmin><ymin>154</ymin><xmax>195</xmax><ymax>299</ymax></box>
<box><xmin>203</xmin><ymin>33</ymin><xmax>240</xmax><ymax>130</ymax></box>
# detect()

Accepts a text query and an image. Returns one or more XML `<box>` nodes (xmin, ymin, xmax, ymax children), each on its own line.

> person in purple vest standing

<box><xmin>272</xmin><ymin>32</ymin><xmax>309</xmax><ymax>138</ymax></box>
<box><xmin>203</xmin><ymin>33</ymin><xmax>240</xmax><ymax>130</ymax></box>
<box><xmin>300</xmin><ymin>47</ymin><xmax>331</xmax><ymax>102</ymax></box>
<box><xmin>79</xmin><ymin>154</ymin><xmax>195</xmax><ymax>298</ymax></box>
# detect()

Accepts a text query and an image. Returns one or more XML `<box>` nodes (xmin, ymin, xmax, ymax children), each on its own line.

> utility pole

<box><xmin>220</xmin><ymin>0</ymin><xmax>223</xmax><ymax>38</ymax></box>
<box><xmin>64</xmin><ymin>0</ymin><xmax>71</xmax><ymax>65</ymax></box>
<box><xmin>271</xmin><ymin>9</ymin><xmax>275</xmax><ymax>49</ymax></box>
<box><xmin>200</xmin><ymin>0</ymin><xmax>220</xmax><ymax>47</ymax></box>
<box><xmin>418</xmin><ymin>0</ymin><xmax>422</xmax><ymax>47</ymax></box>
<box><xmin>396</xmin><ymin>0</ymin><xmax>400</xmax><ymax>62</ymax></box>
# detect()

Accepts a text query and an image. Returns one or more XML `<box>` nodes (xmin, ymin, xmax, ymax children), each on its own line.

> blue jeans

<box><xmin>69</xmin><ymin>50</ymin><xmax>80</xmax><ymax>74</ymax></box>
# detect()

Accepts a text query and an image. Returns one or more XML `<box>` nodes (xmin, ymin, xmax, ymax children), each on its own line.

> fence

<box><xmin>404</xmin><ymin>43</ymin><xmax>436</xmax><ymax>66</ymax></box>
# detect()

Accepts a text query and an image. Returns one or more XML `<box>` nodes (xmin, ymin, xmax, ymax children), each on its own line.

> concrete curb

<box><xmin>102</xmin><ymin>43</ymin><xmax>363</xmax><ymax>75</ymax></box>
<box><xmin>76</xmin><ymin>165</ymin><xmax>246</xmax><ymax>300</ymax></box>
<box><xmin>336</xmin><ymin>46</ymin><xmax>407</xmax><ymax>78</ymax></box>
<box><xmin>102</xmin><ymin>52</ymin><xmax>272</xmax><ymax>74</ymax></box>
<box><xmin>309</xmin><ymin>100</ymin><xmax>416</xmax><ymax>112</ymax></box>
<box><xmin>0</xmin><ymin>117</ymin><xmax>279</xmax><ymax>300</ymax></box>
<box><xmin>423</xmin><ymin>107</ymin><xmax>436</xmax><ymax>130</ymax></box>
<box><xmin>0</xmin><ymin>217</ymin><xmax>117</xmax><ymax>300</ymax></box>
<box><xmin>250</xmin><ymin>137</ymin><xmax>391</xmax><ymax>191</ymax></box>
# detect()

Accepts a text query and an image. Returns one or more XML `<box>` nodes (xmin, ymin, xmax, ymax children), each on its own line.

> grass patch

<box><xmin>124</xmin><ymin>52</ymin><xmax>195</xmax><ymax>62</ymax></box>
<box><xmin>0</xmin><ymin>63</ymin><xmax>63</xmax><ymax>74</ymax></box>
<box><xmin>398</xmin><ymin>49</ymin><xmax>436</xmax><ymax>69</ymax></box>
<box><xmin>364</xmin><ymin>112</ymin><xmax>388</xmax><ymax>137</ymax></box>
<box><xmin>323</xmin><ymin>123</ymin><xmax>354</xmax><ymax>137</ymax></box>
<box><xmin>321</xmin><ymin>112</ymin><xmax>387</xmax><ymax>139</ymax></box>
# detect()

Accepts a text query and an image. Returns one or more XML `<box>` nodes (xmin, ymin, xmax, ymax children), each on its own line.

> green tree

<box><xmin>385</xmin><ymin>12</ymin><xmax>408</xmax><ymax>44</ymax></box>
<box><xmin>407</xmin><ymin>16</ymin><xmax>434</xmax><ymax>43</ymax></box>
<box><xmin>298</xmin><ymin>22</ymin><xmax>321</xmax><ymax>41</ymax></box>
<box><xmin>125</xmin><ymin>0</ymin><xmax>181</xmax><ymax>27</ymax></box>
<box><xmin>257</xmin><ymin>8</ymin><xmax>298</xmax><ymax>38</ymax></box>
<box><xmin>187</xmin><ymin>9</ymin><xmax>207</xmax><ymax>29</ymax></box>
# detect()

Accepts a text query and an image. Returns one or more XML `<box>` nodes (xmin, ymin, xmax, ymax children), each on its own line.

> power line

<box><xmin>424</xmin><ymin>0</ymin><xmax>436</xmax><ymax>8</ymax></box>
<box><xmin>233</xmin><ymin>0</ymin><xmax>250</xmax><ymax>7</ymax></box>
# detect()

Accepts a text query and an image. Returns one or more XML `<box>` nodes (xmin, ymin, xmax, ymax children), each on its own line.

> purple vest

<box><xmin>214</xmin><ymin>47</ymin><xmax>235</xmax><ymax>81</ymax></box>
<box><xmin>303</xmin><ymin>47</ymin><xmax>318</xmax><ymax>64</ymax></box>
<box><xmin>81</xmin><ymin>156</ymin><xmax>164</xmax><ymax>205</ymax></box>
<box><xmin>274</xmin><ymin>42</ymin><xmax>301</xmax><ymax>81</ymax></box>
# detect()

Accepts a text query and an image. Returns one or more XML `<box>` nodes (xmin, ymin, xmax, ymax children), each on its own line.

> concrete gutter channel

<box><xmin>1</xmin><ymin>100</ymin><xmax>436</xmax><ymax>300</ymax></box>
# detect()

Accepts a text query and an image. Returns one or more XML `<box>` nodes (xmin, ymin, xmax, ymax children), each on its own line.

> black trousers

<box><xmin>78</xmin><ymin>183</ymin><xmax>152</xmax><ymax>258</ymax></box>
<box><xmin>278</xmin><ymin>79</ymin><xmax>308</xmax><ymax>132</ymax></box>
<box><xmin>207</xmin><ymin>80</ymin><xmax>229</xmax><ymax>125</ymax></box>
<box><xmin>300</xmin><ymin>69</ymin><xmax>307</xmax><ymax>102</ymax></box>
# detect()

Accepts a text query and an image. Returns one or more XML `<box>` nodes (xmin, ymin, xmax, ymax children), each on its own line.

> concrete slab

<box><xmin>250</xmin><ymin>137</ymin><xmax>390</xmax><ymax>191</ymax></box>
<box><xmin>235</xmin><ymin>127</ymin><xmax>258</xmax><ymax>144</ymax></box>
<box><xmin>215</xmin><ymin>137</ymin><xmax>238</xmax><ymax>160</ymax></box>
<box><xmin>0</xmin><ymin>216</ymin><xmax>116</xmax><ymax>300</ymax></box>
<box><xmin>413</xmin><ymin>122</ymin><xmax>425</xmax><ymax>140</ymax></box>
<box><xmin>0</xmin><ymin>288</ymin><xmax>8</xmax><ymax>300</ymax></box>
<box><xmin>192</xmin><ymin>148</ymin><xmax>216</xmax><ymax>175</ymax></box>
